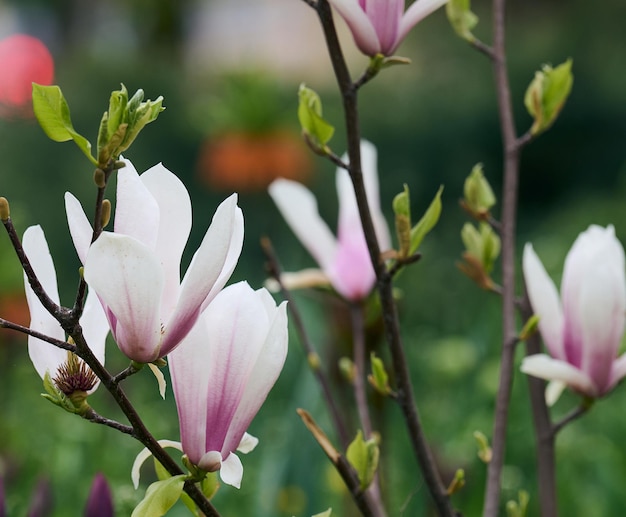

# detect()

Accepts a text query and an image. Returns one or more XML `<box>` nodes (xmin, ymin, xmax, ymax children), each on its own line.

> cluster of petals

<box><xmin>522</xmin><ymin>225</ymin><xmax>626</xmax><ymax>399</ymax></box>
<box><xmin>168</xmin><ymin>281</ymin><xmax>288</xmax><ymax>488</ymax></box>
<box><xmin>329</xmin><ymin>0</ymin><xmax>449</xmax><ymax>56</ymax></box>
<box><xmin>22</xmin><ymin>225</ymin><xmax>108</xmax><ymax>388</ymax></box>
<box><xmin>269</xmin><ymin>140</ymin><xmax>390</xmax><ymax>301</ymax></box>
<box><xmin>65</xmin><ymin>159</ymin><xmax>244</xmax><ymax>363</ymax></box>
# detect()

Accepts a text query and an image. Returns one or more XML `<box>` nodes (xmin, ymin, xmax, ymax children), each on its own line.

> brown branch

<box><xmin>0</xmin><ymin>318</ymin><xmax>76</xmax><ymax>352</ymax></box>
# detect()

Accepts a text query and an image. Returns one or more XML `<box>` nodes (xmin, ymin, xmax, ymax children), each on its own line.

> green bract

<box><xmin>346</xmin><ymin>430</ymin><xmax>380</xmax><ymax>490</ymax></box>
<box><xmin>297</xmin><ymin>83</ymin><xmax>334</xmax><ymax>153</ymax></box>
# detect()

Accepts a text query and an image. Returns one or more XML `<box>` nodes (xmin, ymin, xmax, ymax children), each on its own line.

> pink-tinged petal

<box><xmin>329</xmin><ymin>229</ymin><xmax>375</xmax><ymax>300</ymax></box>
<box><xmin>221</xmin><ymin>290</ymin><xmax>288</xmax><ymax>455</ymax></box>
<box><xmin>201</xmin><ymin>282</ymin><xmax>271</xmax><ymax>454</ymax></box>
<box><xmin>360</xmin><ymin>140</ymin><xmax>391</xmax><ymax>250</ymax></box>
<box><xmin>608</xmin><ymin>353</ymin><xmax>626</xmax><ymax>392</ymax></box>
<box><xmin>522</xmin><ymin>243</ymin><xmax>564</xmax><ymax>359</ymax></box>
<box><xmin>220</xmin><ymin>453</ymin><xmax>243</xmax><ymax>489</ymax></box>
<box><xmin>140</xmin><ymin>163</ymin><xmax>192</xmax><ymax>316</ymax></box>
<box><xmin>237</xmin><ymin>433</ymin><xmax>259</xmax><ymax>454</ymax></box>
<box><xmin>363</xmin><ymin>0</ymin><xmax>403</xmax><ymax>55</ymax></box>
<box><xmin>22</xmin><ymin>226</ymin><xmax>66</xmax><ymax>379</ymax></box>
<box><xmin>521</xmin><ymin>354</ymin><xmax>597</xmax><ymax>397</ymax></box>
<box><xmin>79</xmin><ymin>288</ymin><xmax>109</xmax><ymax>392</ymax></box>
<box><xmin>396</xmin><ymin>0</ymin><xmax>449</xmax><ymax>54</ymax></box>
<box><xmin>328</xmin><ymin>0</ymin><xmax>381</xmax><ymax>55</ymax></box>
<box><xmin>169</xmin><ymin>319</ymin><xmax>211</xmax><ymax>465</ymax></box>
<box><xmin>64</xmin><ymin>192</ymin><xmax>93</xmax><ymax>265</ymax></box>
<box><xmin>269</xmin><ymin>179</ymin><xmax>337</xmax><ymax>272</ymax></box>
<box><xmin>113</xmin><ymin>159</ymin><xmax>160</xmax><ymax>250</ymax></box>
<box><xmin>84</xmin><ymin>233</ymin><xmax>163</xmax><ymax>363</ymax></box>
<box><xmin>160</xmin><ymin>194</ymin><xmax>244</xmax><ymax>355</ymax></box>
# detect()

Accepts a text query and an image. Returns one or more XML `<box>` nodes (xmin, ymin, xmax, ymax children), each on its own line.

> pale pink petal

<box><xmin>201</xmin><ymin>282</ymin><xmax>271</xmax><ymax>455</ymax></box>
<box><xmin>360</xmin><ymin>140</ymin><xmax>391</xmax><ymax>250</ymax></box>
<box><xmin>140</xmin><ymin>163</ymin><xmax>192</xmax><ymax>316</ymax></box>
<box><xmin>328</xmin><ymin>0</ymin><xmax>381</xmax><ymax>55</ymax></box>
<box><xmin>269</xmin><ymin>179</ymin><xmax>337</xmax><ymax>272</ymax></box>
<box><xmin>221</xmin><ymin>291</ymin><xmax>288</xmax><ymax>455</ymax></box>
<box><xmin>521</xmin><ymin>354</ymin><xmax>597</xmax><ymax>397</ymax></box>
<box><xmin>160</xmin><ymin>194</ymin><xmax>243</xmax><ymax>355</ymax></box>
<box><xmin>608</xmin><ymin>353</ymin><xmax>626</xmax><ymax>391</ymax></box>
<box><xmin>522</xmin><ymin>243</ymin><xmax>564</xmax><ymax>359</ymax></box>
<box><xmin>22</xmin><ymin>225</ymin><xmax>66</xmax><ymax>379</ymax></box>
<box><xmin>237</xmin><ymin>433</ymin><xmax>259</xmax><ymax>454</ymax></box>
<box><xmin>114</xmin><ymin>159</ymin><xmax>160</xmax><ymax>249</ymax></box>
<box><xmin>396</xmin><ymin>0</ymin><xmax>448</xmax><ymax>54</ymax></box>
<box><xmin>84</xmin><ymin>233</ymin><xmax>163</xmax><ymax>363</ymax></box>
<box><xmin>79</xmin><ymin>288</ymin><xmax>109</xmax><ymax>392</ymax></box>
<box><xmin>220</xmin><ymin>453</ymin><xmax>243</xmax><ymax>489</ymax></box>
<box><xmin>169</xmin><ymin>319</ymin><xmax>211</xmax><ymax>464</ymax></box>
<box><xmin>363</xmin><ymin>0</ymin><xmax>403</xmax><ymax>55</ymax></box>
<box><xmin>64</xmin><ymin>192</ymin><xmax>93</xmax><ymax>265</ymax></box>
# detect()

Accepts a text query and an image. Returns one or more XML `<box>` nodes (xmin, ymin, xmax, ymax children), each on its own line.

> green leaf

<box><xmin>446</xmin><ymin>0</ymin><xmax>479</xmax><ymax>42</ymax></box>
<box><xmin>524</xmin><ymin>59</ymin><xmax>573</xmax><ymax>135</ymax></box>
<box><xmin>409</xmin><ymin>186</ymin><xmax>443</xmax><ymax>255</ymax></box>
<box><xmin>463</xmin><ymin>163</ymin><xmax>496</xmax><ymax>216</ymax></box>
<box><xmin>346</xmin><ymin>431</ymin><xmax>379</xmax><ymax>490</ymax></box>
<box><xmin>393</xmin><ymin>184</ymin><xmax>412</xmax><ymax>257</ymax></box>
<box><xmin>297</xmin><ymin>84</ymin><xmax>335</xmax><ymax>151</ymax></box>
<box><xmin>32</xmin><ymin>84</ymin><xmax>97</xmax><ymax>165</ymax></box>
<box><xmin>131</xmin><ymin>475</ymin><xmax>186</xmax><ymax>517</ymax></box>
<box><xmin>369</xmin><ymin>353</ymin><xmax>391</xmax><ymax>396</ymax></box>
<box><xmin>312</xmin><ymin>510</ymin><xmax>332</xmax><ymax>517</ymax></box>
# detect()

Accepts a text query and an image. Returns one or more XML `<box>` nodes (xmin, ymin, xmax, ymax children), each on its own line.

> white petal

<box><xmin>131</xmin><ymin>440</ymin><xmax>182</xmax><ymax>489</ymax></box>
<box><xmin>327</xmin><ymin>0</ymin><xmax>381</xmax><ymax>55</ymax></box>
<box><xmin>609</xmin><ymin>352</ymin><xmax>626</xmax><ymax>391</ymax></box>
<box><xmin>64</xmin><ymin>192</ymin><xmax>93</xmax><ymax>265</ymax></box>
<box><xmin>522</xmin><ymin>243</ymin><xmax>564</xmax><ymax>359</ymax></box>
<box><xmin>545</xmin><ymin>380</ymin><xmax>566</xmax><ymax>407</ymax></box>
<box><xmin>22</xmin><ymin>226</ymin><xmax>66</xmax><ymax>379</ymax></box>
<box><xmin>360</xmin><ymin>140</ymin><xmax>391</xmax><ymax>250</ymax></box>
<box><xmin>269</xmin><ymin>179</ymin><xmax>337</xmax><ymax>273</ymax></box>
<box><xmin>264</xmin><ymin>268</ymin><xmax>331</xmax><ymax>293</ymax></box>
<box><xmin>237</xmin><ymin>433</ymin><xmax>259</xmax><ymax>454</ymax></box>
<box><xmin>79</xmin><ymin>288</ymin><xmax>110</xmax><ymax>392</ymax></box>
<box><xmin>84</xmin><ymin>233</ymin><xmax>164</xmax><ymax>362</ymax></box>
<box><xmin>220</xmin><ymin>453</ymin><xmax>243</xmax><ymax>489</ymax></box>
<box><xmin>521</xmin><ymin>354</ymin><xmax>597</xmax><ymax>397</ymax></box>
<box><xmin>148</xmin><ymin>363</ymin><xmax>167</xmax><ymax>400</ymax></box>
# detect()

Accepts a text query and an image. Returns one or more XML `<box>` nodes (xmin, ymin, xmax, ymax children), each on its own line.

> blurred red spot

<box><xmin>0</xmin><ymin>34</ymin><xmax>54</xmax><ymax>119</ymax></box>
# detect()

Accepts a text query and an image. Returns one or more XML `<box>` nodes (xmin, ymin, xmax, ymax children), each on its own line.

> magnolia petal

<box><xmin>269</xmin><ymin>179</ymin><xmax>337</xmax><ymax>273</ymax></box>
<box><xmin>220</xmin><ymin>453</ymin><xmax>243</xmax><ymax>489</ymax></box>
<box><xmin>608</xmin><ymin>352</ymin><xmax>626</xmax><ymax>391</ymax></box>
<box><xmin>161</xmin><ymin>194</ymin><xmax>243</xmax><ymax>356</ymax></box>
<box><xmin>140</xmin><ymin>163</ymin><xmax>192</xmax><ymax>316</ymax></box>
<box><xmin>521</xmin><ymin>354</ymin><xmax>597</xmax><ymax>397</ymax></box>
<box><xmin>328</xmin><ymin>0</ymin><xmax>381</xmax><ymax>56</ymax></box>
<box><xmin>114</xmin><ymin>159</ymin><xmax>160</xmax><ymax>250</ymax></box>
<box><xmin>222</xmin><ymin>292</ymin><xmax>288</xmax><ymax>455</ymax></box>
<box><xmin>169</xmin><ymin>319</ymin><xmax>211</xmax><ymax>465</ymax></box>
<box><xmin>84</xmin><ymin>233</ymin><xmax>164</xmax><ymax>363</ymax></box>
<box><xmin>397</xmin><ymin>0</ymin><xmax>449</xmax><ymax>53</ymax></box>
<box><xmin>148</xmin><ymin>363</ymin><xmax>167</xmax><ymax>400</ymax></box>
<box><xmin>264</xmin><ymin>268</ymin><xmax>331</xmax><ymax>293</ymax></box>
<box><xmin>363</xmin><ymin>0</ymin><xmax>403</xmax><ymax>55</ymax></box>
<box><xmin>131</xmin><ymin>440</ymin><xmax>182</xmax><ymax>489</ymax></box>
<box><xmin>522</xmin><ymin>243</ymin><xmax>564</xmax><ymax>359</ymax></box>
<box><xmin>64</xmin><ymin>192</ymin><xmax>93</xmax><ymax>265</ymax></box>
<box><xmin>360</xmin><ymin>140</ymin><xmax>391</xmax><ymax>251</ymax></box>
<box><xmin>22</xmin><ymin>226</ymin><xmax>66</xmax><ymax>379</ymax></box>
<box><xmin>545</xmin><ymin>380</ymin><xmax>567</xmax><ymax>407</ymax></box>
<box><xmin>237</xmin><ymin>433</ymin><xmax>259</xmax><ymax>455</ymax></box>
<box><xmin>79</xmin><ymin>288</ymin><xmax>110</xmax><ymax>392</ymax></box>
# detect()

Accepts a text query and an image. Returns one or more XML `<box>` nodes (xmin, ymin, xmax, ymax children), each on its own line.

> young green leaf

<box><xmin>131</xmin><ymin>475</ymin><xmax>186</xmax><ymax>517</ymax></box>
<box><xmin>393</xmin><ymin>184</ymin><xmax>412</xmax><ymax>258</ymax></box>
<box><xmin>298</xmin><ymin>84</ymin><xmax>335</xmax><ymax>152</ymax></box>
<box><xmin>368</xmin><ymin>352</ymin><xmax>391</xmax><ymax>396</ymax></box>
<box><xmin>446</xmin><ymin>0</ymin><xmax>479</xmax><ymax>42</ymax></box>
<box><xmin>346</xmin><ymin>431</ymin><xmax>380</xmax><ymax>490</ymax></box>
<box><xmin>32</xmin><ymin>84</ymin><xmax>97</xmax><ymax>165</ymax></box>
<box><xmin>409</xmin><ymin>186</ymin><xmax>443</xmax><ymax>255</ymax></box>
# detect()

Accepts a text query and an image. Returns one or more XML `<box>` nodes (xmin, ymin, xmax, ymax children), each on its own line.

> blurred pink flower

<box><xmin>328</xmin><ymin>0</ymin><xmax>448</xmax><ymax>56</ymax></box>
<box><xmin>169</xmin><ymin>282</ymin><xmax>288</xmax><ymax>488</ymax></box>
<box><xmin>22</xmin><ymin>225</ymin><xmax>108</xmax><ymax>390</ymax></box>
<box><xmin>269</xmin><ymin>140</ymin><xmax>390</xmax><ymax>301</ymax></box>
<box><xmin>65</xmin><ymin>159</ymin><xmax>244</xmax><ymax>363</ymax></box>
<box><xmin>84</xmin><ymin>474</ymin><xmax>113</xmax><ymax>517</ymax></box>
<box><xmin>522</xmin><ymin>225</ymin><xmax>626</xmax><ymax>398</ymax></box>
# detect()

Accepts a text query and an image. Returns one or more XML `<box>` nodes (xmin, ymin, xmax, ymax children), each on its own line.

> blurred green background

<box><xmin>1</xmin><ymin>0</ymin><xmax>625</xmax><ymax>515</ymax></box>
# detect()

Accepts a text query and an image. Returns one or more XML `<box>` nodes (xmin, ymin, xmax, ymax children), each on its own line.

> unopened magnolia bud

<box><xmin>0</xmin><ymin>197</ymin><xmax>9</xmax><ymax>221</ymax></box>
<box><xmin>198</xmin><ymin>451</ymin><xmax>222</xmax><ymax>473</ymax></box>
<box><xmin>101</xmin><ymin>199</ymin><xmax>111</xmax><ymax>227</ymax></box>
<box><xmin>94</xmin><ymin>168</ymin><xmax>106</xmax><ymax>188</ymax></box>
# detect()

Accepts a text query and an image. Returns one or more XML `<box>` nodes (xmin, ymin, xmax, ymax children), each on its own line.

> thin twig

<box><xmin>315</xmin><ymin>2</ymin><xmax>456</xmax><ymax>515</ymax></box>
<box><xmin>0</xmin><ymin>318</ymin><xmax>76</xmax><ymax>351</ymax></box>
<box><xmin>469</xmin><ymin>39</ymin><xmax>495</xmax><ymax>59</ymax></box>
<box><xmin>552</xmin><ymin>403</ymin><xmax>591</xmax><ymax>435</ymax></box>
<box><xmin>83</xmin><ymin>408</ymin><xmax>135</xmax><ymax>436</ymax></box>
<box><xmin>113</xmin><ymin>363</ymin><xmax>142</xmax><ymax>384</ymax></box>
<box><xmin>262</xmin><ymin>237</ymin><xmax>351</xmax><ymax>448</ymax></box>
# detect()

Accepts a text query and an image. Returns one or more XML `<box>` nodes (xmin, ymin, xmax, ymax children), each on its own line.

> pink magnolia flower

<box><xmin>521</xmin><ymin>225</ymin><xmax>626</xmax><ymax>398</ymax></box>
<box><xmin>169</xmin><ymin>281</ymin><xmax>288</xmax><ymax>488</ymax></box>
<box><xmin>65</xmin><ymin>159</ymin><xmax>244</xmax><ymax>363</ymax></box>
<box><xmin>269</xmin><ymin>140</ymin><xmax>390</xmax><ymax>301</ymax></box>
<box><xmin>328</xmin><ymin>0</ymin><xmax>449</xmax><ymax>56</ymax></box>
<box><xmin>22</xmin><ymin>225</ymin><xmax>108</xmax><ymax>390</ymax></box>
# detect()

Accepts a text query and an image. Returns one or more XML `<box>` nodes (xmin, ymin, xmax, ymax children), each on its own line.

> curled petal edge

<box><xmin>131</xmin><ymin>440</ymin><xmax>182</xmax><ymax>489</ymax></box>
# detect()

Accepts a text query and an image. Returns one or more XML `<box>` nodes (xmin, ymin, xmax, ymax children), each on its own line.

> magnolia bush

<box><xmin>0</xmin><ymin>0</ymin><xmax>622</xmax><ymax>516</ymax></box>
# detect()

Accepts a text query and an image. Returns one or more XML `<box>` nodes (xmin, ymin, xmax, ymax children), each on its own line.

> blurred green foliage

<box><xmin>1</xmin><ymin>0</ymin><xmax>625</xmax><ymax>515</ymax></box>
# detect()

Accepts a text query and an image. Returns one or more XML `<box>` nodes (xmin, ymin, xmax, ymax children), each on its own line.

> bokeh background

<box><xmin>1</xmin><ymin>0</ymin><xmax>625</xmax><ymax>515</ymax></box>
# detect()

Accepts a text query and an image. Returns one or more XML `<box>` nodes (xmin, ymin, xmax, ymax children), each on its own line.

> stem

<box><xmin>315</xmin><ymin>2</ymin><xmax>456</xmax><ymax>515</ymax></box>
<box><xmin>261</xmin><ymin>237</ymin><xmax>351</xmax><ymax>448</ymax></box>
<box><xmin>0</xmin><ymin>318</ymin><xmax>76</xmax><ymax>351</ymax></box>
<box><xmin>552</xmin><ymin>403</ymin><xmax>590</xmax><ymax>435</ymax></box>
<box><xmin>83</xmin><ymin>408</ymin><xmax>135</xmax><ymax>435</ymax></box>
